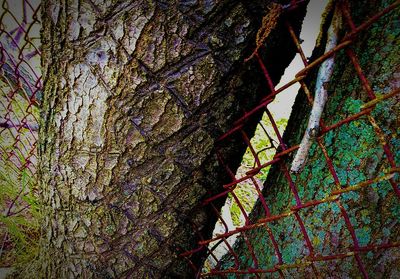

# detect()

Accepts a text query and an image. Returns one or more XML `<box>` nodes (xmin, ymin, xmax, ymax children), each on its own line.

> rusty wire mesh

<box><xmin>0</xmin><ymin>0</ymin><xmax>41</xmax><ymax>264</ymax></box>
<box><xmin>0</xmin><ymin>0</ymin><xmax>399</xmax><ymax>277</ymax></box>
<box><xmin>180</xmin><ymin>1</ymin><xmax>400</xmax><ymax>278</ymax></box>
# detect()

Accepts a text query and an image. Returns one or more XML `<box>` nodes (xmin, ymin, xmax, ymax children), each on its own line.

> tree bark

<box><xmin>35</xmin><ymin>0</ymin><xmax>306</xmax><ymax>278</ymax></box>
<box><xmin>222</xmin><ymin>0</ymin><xmax>400</xmax><ymax>278</ymax></box>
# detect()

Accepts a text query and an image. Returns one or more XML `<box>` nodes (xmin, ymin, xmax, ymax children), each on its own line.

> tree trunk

<box><xmin>35</xmin><ymin>0</ymin><xmax>307</xmax><ymax>278</ymax></box>
<box><xmin>222</xmin><ymin>0</ymin><xmax>400</xmax><ymax>278</ymax></box>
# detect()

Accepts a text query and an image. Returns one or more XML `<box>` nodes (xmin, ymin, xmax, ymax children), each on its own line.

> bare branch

<box><xmin>291</xmin><ymin>4</ymin><xmax>341</xmax><ymax>173</ymax></box>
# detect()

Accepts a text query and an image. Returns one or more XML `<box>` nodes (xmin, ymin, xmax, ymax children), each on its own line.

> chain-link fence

<box><xmin>0</xmin><ymin>0</ymin><xmax>41</xmax><ymax>265</ymax></box>
<box><xmin>0</xmin><ymin>0</ymin><xmax>399</xmax><ymax>277</ymax></box>
<box><xmin>180</xmin><ymin>0</ymin><xmax>400</xmax><ymax>277</ymax></box>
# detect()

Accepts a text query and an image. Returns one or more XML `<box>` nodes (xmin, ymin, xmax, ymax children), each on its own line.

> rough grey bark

<box><xmin>36</xmin><ymin>0</ymin><xmax>306</xmax><ymax>278</ymax></box>
<box><xmin>221</xmin><ymin>0</ymin><xmax>400</xmax><ymax>278</ymax></box>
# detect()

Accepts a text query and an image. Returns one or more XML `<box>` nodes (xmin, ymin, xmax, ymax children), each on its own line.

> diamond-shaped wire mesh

<box><xmin>180</xmin><ymin>1</ymin><xmax>400</xmax><ymax>277</ymax></box>
<box><xmin>0</xmin><ymin>0</ymin><xmax>41</xmax><ymax>264</ymax></box>
<box><xmin>0</xmin><ymin>0</ymin><xmax>399</xmax><ymax>277</ymax></box>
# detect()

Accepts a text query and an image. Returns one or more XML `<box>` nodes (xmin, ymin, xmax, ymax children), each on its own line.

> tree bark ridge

<box><xmin>221</xmin><ymin>1</ymin><xmax>400</xmax><ymax>277</ymax></box>
<box><xmin>37</xmin><ymin>0</ymin><xmax>307</xmax><ymax>277</ymax></box>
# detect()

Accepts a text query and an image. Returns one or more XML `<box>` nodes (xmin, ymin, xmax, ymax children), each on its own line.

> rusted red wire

<box><xmin>0</xmin><ymin>0</ymin><xmax>399</xmax><ymax>277</ymax></box>
<box><xmin>0</xmin><ymin>0</ymin><xmax>41</xmax><ymax>251</ymax></box>
<box><xmin>182</xmin><ymin>1</ymin><xmax>400</xmax><ymax>277</ymax></box>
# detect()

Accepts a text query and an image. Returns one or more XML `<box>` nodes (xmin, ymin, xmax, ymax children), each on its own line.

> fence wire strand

<box><xmin>0</xmin><ymin>0</ymin><xmax>41</xmax><ymax>265</ymax></box>
<box><xmin>0</xmin><ymin>0</ymin><xmax>399</xmax><ymax>277</ymax></box>
<box><xmin>181</xmin><ymin>0</ymin><xmax>400</xmax><ymax>278</ymax></box>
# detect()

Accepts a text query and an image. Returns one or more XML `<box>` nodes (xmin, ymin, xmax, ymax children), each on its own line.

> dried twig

<box><xmin>291</xmin><ymin>5</ymin><xmax>341</xmax><ymax>173</ymax></box>
<box><xmin>245</xmin><ymin>3</ymin><xmax>283</xmax><ymax>62</ymax></box>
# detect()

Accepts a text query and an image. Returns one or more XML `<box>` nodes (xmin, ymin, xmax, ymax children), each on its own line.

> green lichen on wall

<box><xmin>220</xmin><ymin>0</ymin><xmax>400</xmax><ymax>277</ymax></box>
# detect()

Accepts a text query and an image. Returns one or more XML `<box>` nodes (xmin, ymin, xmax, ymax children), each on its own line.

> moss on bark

<box><xmin>221</xmin><ymin>1</ymin><xmax>400</xmax><ymax>278</ymax></box>
<box><xmin>34</xmin><ymin>0</ymin><xmax>307</xmax><ymax>278</ymax></box>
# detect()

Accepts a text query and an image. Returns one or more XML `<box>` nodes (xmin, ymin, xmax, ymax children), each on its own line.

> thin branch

<box><xmin>291</xmin><ymin>4</ymin><xmax>341</xmax><ymax>173</ymax></box>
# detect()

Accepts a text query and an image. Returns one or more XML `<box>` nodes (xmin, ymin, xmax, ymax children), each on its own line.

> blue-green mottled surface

<box><xmin>219</xmin><ymin>1</ymin><xmax>400</xmax><ymax>278</ymax></box>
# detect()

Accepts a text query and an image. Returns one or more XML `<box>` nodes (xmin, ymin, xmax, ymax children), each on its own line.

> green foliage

<box><xmin>242</xmin><ymin>113</ymin><xmax>288</xmax><ymax>179</ymax></box>
<box><xmin>227</xmin><ymin>112</ymin><xmax>288</xmax><ymax>226</ymax></box>
<box><xmin>230</xmin><ymin>184</ymin><xmax>258</xmax><ymax>226</ymax></box>
<box><xmin>0</xmin><ymin>164</ymin><xmax>40</xmax><ymax>268</ymax></box>
<box><xmin>0</xmin><ymin>92</ymin><xmax>40</xmax><ymax>268</ymax></box>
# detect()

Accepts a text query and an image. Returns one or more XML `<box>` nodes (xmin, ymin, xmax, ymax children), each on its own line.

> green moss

<box><xmin>219</xmin><ymin>1</ymin><xmax>400</xmax><ymax>275</ymax></box>
<box><xmin>355</xmin><ymin>227</ymin><xmax>371</xmax><ymax>247</ymax></box>
<box><xmin>344</xmin><ymin>98</ymin><xmax>363</xmax><ymax>114</ymax></box>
